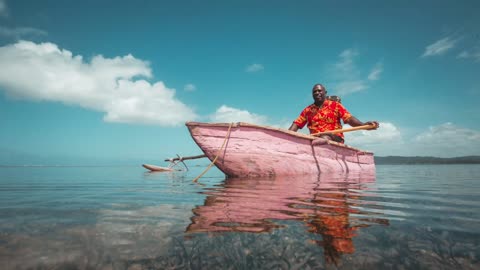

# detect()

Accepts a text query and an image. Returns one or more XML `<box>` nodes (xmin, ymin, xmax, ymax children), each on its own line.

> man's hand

<box><xmin>364</xmin><ymin>121</ymin><xmax>379</xmax><ymax>130</ymax></box>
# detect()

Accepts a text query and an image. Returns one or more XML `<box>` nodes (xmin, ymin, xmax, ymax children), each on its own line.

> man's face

<box><xmin>312</xmin><ymin>85</ymin><xmax>326</xmax><ymax>103</ymax></box>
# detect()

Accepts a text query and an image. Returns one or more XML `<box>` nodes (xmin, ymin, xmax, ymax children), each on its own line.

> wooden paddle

<box><xmin>312</xmin><ymin>124</ymin><xmax>376</xmax><ymax>136</ymax></box>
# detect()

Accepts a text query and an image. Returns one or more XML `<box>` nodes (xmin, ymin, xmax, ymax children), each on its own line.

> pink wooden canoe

<box><xmin>186</xmin><ymin>122</ymin><xmax>375</xmax><ymax>178</ymax></box>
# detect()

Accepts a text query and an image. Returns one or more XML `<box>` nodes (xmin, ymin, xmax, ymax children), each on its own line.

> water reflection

<box><xmin>187</xmin><ymin>172</ymin><xmax>389</xmax><ymax>265</ymax></box>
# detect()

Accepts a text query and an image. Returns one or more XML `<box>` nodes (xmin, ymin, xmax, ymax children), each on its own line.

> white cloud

<box><xmin>422</xmin><ymin>37</ymin><xmax>457</xmax><ymax>57</ymax></box>
<box><xmin>412</xmin><ymin>123</ymin><xmax>480</xmax><ymax>157</ymax></box>
<box><xmin>457</xmin><ymin>48</ymin><xmax>480</xmax><ymax>62</ymax></box>
<box><xmin>245</xmin><ymin>63</ymin><xmax>264</xmax><ymax>73</ymax></box>
<box><xmin>0</xmin><ymin>26</ymin><xmax>47</xmax><ymax>39</ymax></box>
<box><xmin>333</xmin><ymin>80</ymin><xmax>368</xmax><ymax>95</ymax></box>
<box><xmin>335</xmin><ymin>49</ymin><xmax>359</xmax><ymax>74</ymax></box>
<box><xmin>0</xmin><ymin>0</ymin><xmax>8</xmax><ymax>17</ymax></box>
<box><xmin>367</xmin><ymin>62</ymin><xmax>383</xmax><ymax>81</ymax></box>
<box><xmin>345</xmin><ymin>122</ymin><xmax>479</xmax><ymax>157</ymax></box>
<box><xmin>327</xmin><ymin>49</ymin><xmax>382</xmax><ymax>96</ymax></box>
<box><xmin>184</xmin><ymin>83</ymin><xmax>196</xmax><ymax>91</ymax></box>
<box><xmin>0</xmin><ymin>2</ymin><xmax>46</xmax><ymax>38</ymax></box>
<box><xmin>344</xmin><ymin>122</ymin><xmax>402</xmax><ymax>155</ymax></box>
<box><xmin>346</xmin><ymin>122</ymin><xmax>402</xmax><ymax>146</ymax></box>
<box><xmin>210</xmin><ymin>105</ymin><xmax>268</xmax><ymax>125</ymax></box>
<box><xmin>423</xmin><ymin>35</ymin><xmax>480</xmax><ymax>63</ymax></box>
<box><xmin>0</xmin><ymin>41</ymin><xmax>197</xmax><ymax>126</ymax></box>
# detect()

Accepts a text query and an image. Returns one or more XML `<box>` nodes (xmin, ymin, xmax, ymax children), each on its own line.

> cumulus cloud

<box><xmin>345</xmin><ymin>122</ymin><xmax>479</xmax><ymax>157</ymax></box>
<box><xmin>346</xmin><ymin>122</ymin><xmax>402</xmax><ymax>146</ymax></box>
<box><xmin>422</xmin><ymin>37</ymin><xmax>457</xmax><ymax>57</ymax></box>
<box><xmin>327</xmin><ymin>49</ymin><xmax>382</xmax><ymax>96</ymax></box>
<box><xmin>209</xmin><ymin>105</ymin><xmax>268</xmax><ymax>125</ymax></box>
<box><xmin>183</xmin><ymin>83</ymin><xmax>196</xmax><ymax>91</ymax></box>
<box><xmin>245</xmin><ymin>63</ymin><xmax>264</xmax><ymax>73</ymax></box>
<box><xmin>412</xmin><ymin>123</ymin><xmax>480</xmax><ymax>157</ymax></box>
<box><xmin>414</xmin><ymin>123</ymin><xmax>478</xmax><ymax>142</ymax></box>
<box><xmin>0</xmin><ymin>41</ymin><xmax>197</xmax><ymax>126</ymax></box>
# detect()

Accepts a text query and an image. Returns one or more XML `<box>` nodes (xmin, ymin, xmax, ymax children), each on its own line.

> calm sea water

<box><xmin>0</xmin><ymin>164</ymin><xmax>479</xmax><ymax>269</ymax></box>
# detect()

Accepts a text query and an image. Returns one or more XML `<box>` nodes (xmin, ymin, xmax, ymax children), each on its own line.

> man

<box><xmin>288</xmin><ymin>84</ymin><xmax>379</xmax><ymax>143</ymax></box>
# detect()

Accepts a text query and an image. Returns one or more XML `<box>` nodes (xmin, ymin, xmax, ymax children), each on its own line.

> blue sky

<box><xmin>0</xmin><ymin>0</ymin><xmax>479</xmax><ymax>164</ymax></box>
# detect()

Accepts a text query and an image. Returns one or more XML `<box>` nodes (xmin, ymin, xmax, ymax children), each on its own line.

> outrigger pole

<box><xmin>164</xmin><ymin>154</ymin><xmax>207</xmax><ymax>171</ymax></box>
<box><xmin>164</xmin><ymin>154</ymin><xmax>207</xmax><ymax>162</ymax></box>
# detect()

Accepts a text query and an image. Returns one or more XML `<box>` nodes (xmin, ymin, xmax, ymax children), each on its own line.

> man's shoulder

<box><xmin>325</xmin><ymin>99</ymin><xmax>344</xmax><ymax>108</ymax></box>
<box><xmin>324</xmin><ymin>99</ymin><xmax>337</xmax><ymax>107</ymax></box>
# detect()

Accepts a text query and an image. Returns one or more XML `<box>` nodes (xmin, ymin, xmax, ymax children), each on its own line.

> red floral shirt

<box><xmin>293</xmin><ymin>100</ymin><xmax>352</xmax><ymax>139</ymax></box>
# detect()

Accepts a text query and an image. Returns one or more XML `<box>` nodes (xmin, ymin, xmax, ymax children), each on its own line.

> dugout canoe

<box><xmin>186</xmin><ymin>122</ymin><xmax>375</xmax><ymax>178</ymax></box>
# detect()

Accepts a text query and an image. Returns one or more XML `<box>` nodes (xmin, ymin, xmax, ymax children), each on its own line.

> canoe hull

<box><xmin>186</xmin><ymin>122</ymin><xmax>375</xmax><ymax>178</ymax></box>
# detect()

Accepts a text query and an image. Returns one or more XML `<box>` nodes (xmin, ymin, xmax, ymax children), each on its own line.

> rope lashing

<box><xmin>193</xmin><ymin>122</ymin><xmax>234</xmax><ymax>183</ymax></box>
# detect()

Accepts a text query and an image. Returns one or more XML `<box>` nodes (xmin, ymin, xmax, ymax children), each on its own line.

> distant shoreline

<box><xmin>375</xmin><ymin>156</ymin><xmax>480</xmax><ymax>165</ymax></box>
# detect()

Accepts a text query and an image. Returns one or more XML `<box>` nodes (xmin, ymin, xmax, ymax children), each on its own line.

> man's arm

<box><xmin>289</xmin><ymin>123</ymin><xmax>299</xmax><ymax>131</ymax></box>
<box><xmin>346</xmin><ymin>116</ymin><xmax>379</xmax><ymax>129</ymax></box>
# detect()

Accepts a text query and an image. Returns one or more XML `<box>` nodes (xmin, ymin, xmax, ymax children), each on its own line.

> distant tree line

<box><xmin>374</xmin><ymin>156</ymin><xmax>480</xmax><ymax>165</ymax></box>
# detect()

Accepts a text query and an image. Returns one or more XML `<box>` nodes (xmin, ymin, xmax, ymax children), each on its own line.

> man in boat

<box><xmin>288</xmin><ymin>84</ymin><xmax>379</xmax><ymax>143</ymax></box>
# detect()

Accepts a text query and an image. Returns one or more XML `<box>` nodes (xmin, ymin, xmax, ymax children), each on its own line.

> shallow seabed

<box><xmin>0</xmin><ymin>164</ymin><xmax>479</xmax><ymax>269</ymax></box>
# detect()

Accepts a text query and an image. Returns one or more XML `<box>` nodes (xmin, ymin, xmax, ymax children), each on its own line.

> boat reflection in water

<box><xmin>186</xmin><ymin>172</ymin><xmax>389</xmax><ymax>265</ymax></box>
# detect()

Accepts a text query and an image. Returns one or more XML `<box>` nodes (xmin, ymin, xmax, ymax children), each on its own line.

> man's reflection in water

<box><xmin>306</xmin><ymin>189</ymin><xmax>358</xmax><ymax>265</ymax></box>
<box><xmin>186</xmin><ymin>173</ymin><xmax>389</xmax><ymax>265</ymax></box>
